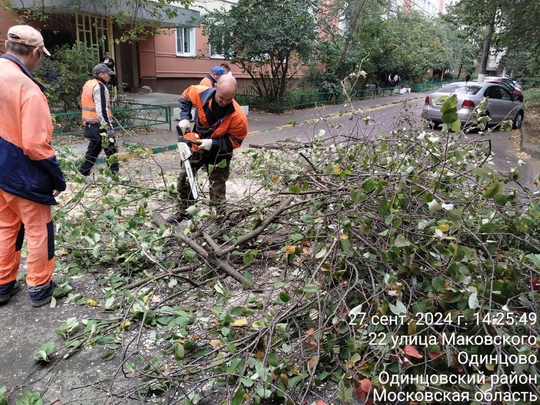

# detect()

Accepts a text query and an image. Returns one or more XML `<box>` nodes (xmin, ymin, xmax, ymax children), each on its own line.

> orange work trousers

<box><xmin>0</xmin><ymin>189</ymin><xmax>55</xmax><ymax>288</ymax></box>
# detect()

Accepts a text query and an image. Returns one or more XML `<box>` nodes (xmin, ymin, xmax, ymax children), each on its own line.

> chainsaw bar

<box><xmin>177</xmin><ymin>141</ymin><xmax>198</xmax><ymax>200</ymax></box>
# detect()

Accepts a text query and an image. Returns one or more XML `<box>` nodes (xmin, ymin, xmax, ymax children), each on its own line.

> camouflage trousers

<box><xmin>176</xmin><ymin>158</ymin><xmax>230</xmax><ymax>209</ymax></box>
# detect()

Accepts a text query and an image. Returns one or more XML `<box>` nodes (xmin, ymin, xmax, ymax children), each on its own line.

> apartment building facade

<box><xmin>0</xmin><ymin>0</ymin><xmax>251</xmax><ymax>95</ymax></box>
<box><xmin>396</xmin><ymin>0</ymin><xmax>457</xmax><ymax>16</ymax></box>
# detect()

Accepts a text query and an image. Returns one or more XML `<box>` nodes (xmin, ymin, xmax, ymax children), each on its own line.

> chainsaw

<box><xmin>176</xmin><ymin>126</ymin><xmax>202</xmax><ymax>200</ymax></box>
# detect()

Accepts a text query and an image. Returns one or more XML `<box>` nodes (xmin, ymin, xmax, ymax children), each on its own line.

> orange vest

<box><xmin>81</xmin><ymin>79</ymin><xmax>112</xmax><ymax>124</ymax></box>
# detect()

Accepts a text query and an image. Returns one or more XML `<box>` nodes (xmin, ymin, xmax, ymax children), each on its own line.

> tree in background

<box><xmin>315</xmin><ymin>0</ymin><xmax>389</xmax><ymax>87</ymax></box>
<box><xmin>446</xmin><ymin>0</ymin><xmax>539</xmax><ymax>82</ymax></box>
<box><xmin>315</xmin><ymin>0</ymin><xmax>470</xmax><ymax>89</ymax></box>
<box><xmin>34</xmin><ymin>43</ymin><xmax>98</xmax><ymax>111</ymax></box>
<box><xmin>495</xmin><ymin>0</ymin><xmax>540</xmax><ymax>85</ymax></box>
<box><xmin>202</xmin><ymin>0</ymin><xmax>318</xmax><ymax>98</ymax></box>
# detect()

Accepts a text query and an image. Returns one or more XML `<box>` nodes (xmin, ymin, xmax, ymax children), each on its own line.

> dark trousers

<box><xmin>79</xmin><ymin>137</ymin><xmax>119</xmax><ymax>176</ymax></box>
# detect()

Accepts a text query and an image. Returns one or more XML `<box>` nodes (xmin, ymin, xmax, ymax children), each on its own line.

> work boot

<box><xmin>29</xmin><ymin>280</ymin><xmax>56</xmax><ymax>308</ymax></box>
<box><xmin>165</xmin><ymin>211</ymin><xmax>188</xmax><ymax>224</ymax></box>
<box><xmin>0</xmin><ymin>280</ymin><xmax>21</xmax><ymax>305</ymax></box>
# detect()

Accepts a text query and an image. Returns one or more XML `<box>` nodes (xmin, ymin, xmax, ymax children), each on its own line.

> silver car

<box><xmin>423</xmin><ymin>81</ymin><xmax>524</xmax><ymax>129</ymax></box>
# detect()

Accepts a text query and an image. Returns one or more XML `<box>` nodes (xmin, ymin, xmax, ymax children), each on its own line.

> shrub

<box><xmin>34</xmin><ymin>43</ymin><xmax>97</xmax><ymax>112</ymax></box>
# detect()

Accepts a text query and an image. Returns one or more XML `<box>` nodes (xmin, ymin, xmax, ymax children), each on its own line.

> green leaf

<box><xmin>174</xmin><ymin>343</ymin><xmax>185</xmax><ymax>360</ymax></box>
<box><xmin>243</xmin><ymin>250</ymin><xmax>256</xmax><ymax>265</ymax></box>
<box><xmin>183</xmin><ymin>248</ymin><xmax>196</xmax><ymax>260</ymax></box>
<box><xmin>479</xmin><ymin>222</ymin><xmax>498</xmax><ymax>233</ymax></box>
<box><xmin>432</xmin><ymin>276</ymin><xmax>444</xmax><ymax>292</ymax></box>
<box><xmin>231</xmin><ymin>386</ymin><xmax>245</xmax><ymax>405</ymax></box>
<box><xmin>450</xmin><ymin>119</ymin><xmax>462</xmax><ymax>132</ymax></box>
<box><xmin>337</xmin><ymin>379</ymin><xmax>353</xmax><ymax>402</ymax></box>
<box><xmin>303</xmin><ymin>284</ymin><xmax>320</xmax><ymax>294</ymax></box>
<box><xmin>439</xmin><ymin>95</ymin><xmax>455</xmax><ymax>112</ymax></box>
<box><xmin>288</xmin><ymin>183</ymin><xmax>301</xmax><ymax>194</ymax></box>
<box><xmin>267</xmin><ymin>353</ymin><xmax>278</xmax><ymax>367</ymax></box>
<box><xmin>447</xmin><ymin>208</ymin><xmax>463</xmax><ymax>221</ymax></box>
<box><xmin>279</xmin><ymin>291</ymin><xmax>291</xmax><ymax>303</ymax></box>
<box><xmin>350</xmin><ymin>190</ymin><xmax>361</xmax><ymax>202</ymax></box>
<box><xmin>494</xmin><ymin>193</ymin><xmax>508</xmax><ymax>206</ymax></box>
<box><xmin>483</xmin><ymin>181</ymin><xmax>502</xmax><ymax>199</ymax></box>
<box><xmin>394</xmin><ymin>234</ymin><xmax>411</xmax><ymax>247</ymax></box>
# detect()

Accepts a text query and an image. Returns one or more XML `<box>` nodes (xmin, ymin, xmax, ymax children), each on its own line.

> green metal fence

<box><xmin>52</xmin><ymin>103</ymin><xmax>171</xmax><ymax>136</ymax></box>
<box><xmin>236</xmin><ymin>81</ymin><xmax>452</xmax><ymax>113</ymax></box>
<box><xmin>236</xmin><ymin>87</ymin><xmax>395</xmax><ymax>113</ymax></box>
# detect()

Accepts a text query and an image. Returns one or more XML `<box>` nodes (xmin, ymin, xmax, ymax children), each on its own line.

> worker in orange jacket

<box><xmin>0</xmin><ymin>25</ymin><xmax>66</xmax><ymax>307</ymax></box>
<box><xmin>79</xmin><ymin>63</ymin><xmax>118</xmax><ymax>176</ymax></box>
<box><xmin>199</xmin><ymin>66</ymin><xmax>225</xmax><ymax>88</ymax></box>
<box><xmin>167</xmin><ymin>75</ymin><xmax>248</xmax><ymax>223</ymax></box>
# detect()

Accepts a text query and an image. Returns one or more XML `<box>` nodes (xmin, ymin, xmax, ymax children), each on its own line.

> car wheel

<box><xmin>513</xmin><ymin>111</ymin><xmax>524</xmax><ymax>129</ymax></box>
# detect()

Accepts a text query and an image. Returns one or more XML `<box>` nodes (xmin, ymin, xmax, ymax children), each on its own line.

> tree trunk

<box><xmin>479</xmin><ymin>7</ymin><xmax>498</xmax><ymax>75</ymax></box>
<box><xmin>335</xmin><ymin>0</ymin><xmax>367</xmax><ymax>80</ymax></box>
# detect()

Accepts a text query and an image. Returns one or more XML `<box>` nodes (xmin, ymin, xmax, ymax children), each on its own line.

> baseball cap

<box><xmin>93</xmin><ymin>63</ymin><xmax>116</xmax><ymax>75</ymax></box>
<box><xmin>211</xmin><ymin>66</ymin><xmax>225</xmax><ymax>76</ymax></box>
<box><xmin>7</xmin><ymin>25</ymin><xmax>50</xmax><ymax>56</ymax></box>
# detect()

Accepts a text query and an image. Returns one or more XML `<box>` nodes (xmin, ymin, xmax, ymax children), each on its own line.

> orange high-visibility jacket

<box><xmin>0</xmin><ymin>55</ymin><xmax>66</xmax><ymax>205</ymax></box>
<box><xmin>199</xmin><ymin>75</ymin><xmax>217</xmax><ymax>88</ymax></box>
<box><xmin>81</xmin><ymin>79</ymin><xmax>112</xmax><ymax>126</ymax></box>
<box><xmin>179</xmin><ymin>85</ymin><xmax>247</xmax><ymax>151</ymax></box>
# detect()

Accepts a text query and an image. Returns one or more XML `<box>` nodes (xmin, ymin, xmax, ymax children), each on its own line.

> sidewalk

<box><xmin>100</xmin><ymin>90</ymin><xmax>430</xmax><ymax>157</ymax></box>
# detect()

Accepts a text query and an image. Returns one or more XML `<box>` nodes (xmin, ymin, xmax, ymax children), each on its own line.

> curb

<box><xmin>520</xmin><ymin>122</ymin><xmax>540</xmax><ymax>157</ymax></box>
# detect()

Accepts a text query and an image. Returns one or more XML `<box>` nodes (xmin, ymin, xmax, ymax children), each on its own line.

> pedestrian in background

<box><xmin>79</xmin><ymin>63</ymin><xmax>119</xmax><ymax>176</ymax></box>
<box><xmin>199</xmin><ymin>65</ymin><xmax>225</xmax><ymax>88</ymax></box>
<box><xmin>100</xmin><ymin>51</ymin><xmax>117</xmax><ymax>88</ymax></box>
<box><xmin>167</xmin><ymin>75</ymin><xmax>248</xmax><ymax>223</ymax></box>
<box><xmin>0</xmin><ymin>25</ymin><xmax>66</xmax><ymax>307</ymax></box>
<box><xmin>220</xmin><ymin>62</ymin><xmax>233</xmax><ymax>76</ymax></box>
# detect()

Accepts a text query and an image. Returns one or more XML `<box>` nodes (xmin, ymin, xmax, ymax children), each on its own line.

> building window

<box><xmin>176</xmin><ymin>28</ymin><xmax>195</xmax><ymax>56</ymax></box>
<box><xmin>209</xmin><ymin>29</ymin><xmax>230</xmax><ymax>58</ymax></box>
<box><xmin>209</xmin><ymin>43</ymin><xmax>224</xmax><ymax>58</ymax></box>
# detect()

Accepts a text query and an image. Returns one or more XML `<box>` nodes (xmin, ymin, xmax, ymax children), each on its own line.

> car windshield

<box><xmin>439</xmin><ymin>84</ymin><xmax>482</xmax><ymax>95</ymax></box>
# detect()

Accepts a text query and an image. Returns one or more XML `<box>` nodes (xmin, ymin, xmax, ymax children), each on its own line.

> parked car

<box><xmin>484</xmin><ymin>76</ymin><xmax>521</xmax><ymax>90</ymax></box>
<box><xmin>423</xmin><ymin>81</ymin><xmax>524</xmax><ymax>129</ymax></box>
<box><xmin>480</xmin><ymin>77</ymin><xmax>524</xmax><ymax>102</ymax></box>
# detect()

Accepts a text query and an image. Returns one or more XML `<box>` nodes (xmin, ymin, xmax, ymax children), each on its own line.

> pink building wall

<box><xmin>140</xmin><ymin>27</ymin><xmax>250</xmax><ymax>94</ymax></box>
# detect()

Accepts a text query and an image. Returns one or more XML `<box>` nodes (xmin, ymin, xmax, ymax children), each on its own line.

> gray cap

<box><xmin>93</xmin><ymin>63</ymin><xmax>115</xmax><ymax>75</ymax></box>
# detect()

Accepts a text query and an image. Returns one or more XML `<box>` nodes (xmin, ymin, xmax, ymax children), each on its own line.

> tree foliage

<box><xmin>33</xmin><ymin>43</ymin><xmax>97</xmax><ymax>112</ymax></box>
<box><xmin>201</xmin><ymin>0</ymin><xmax>318</xmax><ymax>98</ymax></box>
<box><xmin>316</xmin><ymin>1</ymin><xmax>475</xmax><ymax>88</ymax></box>
<box><xmin>446</xmin><ymin>0</ymin><xmax>540</xmax><ymax>79</ymax></box>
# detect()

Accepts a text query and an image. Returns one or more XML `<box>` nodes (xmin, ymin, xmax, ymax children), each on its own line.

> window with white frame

<box><xmin>209</xmin><ymin>28</ymin><xmax>231</xmax><ymax>58</ymax></box>
<box><xmin>209</xmin><ymin>42</ymin><xmax>224</xmax><ymax>58</ymax></box>
<box><xmin>176</xmin><ymin>27</ymin><xmax>195</xmax><ymax>56</ymax></box>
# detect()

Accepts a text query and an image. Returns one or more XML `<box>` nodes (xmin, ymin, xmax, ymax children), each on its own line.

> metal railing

<box><xmin>52</xmin><ymin>103</ymin><xmax>171</xmax><ymax>136</ymax></box>
<box><xmin>236</xmin><ymin>81</ymin><xmax>451</xmax><ymax>113</ymax></box>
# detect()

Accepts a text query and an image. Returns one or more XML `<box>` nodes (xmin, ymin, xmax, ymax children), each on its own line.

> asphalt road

<box><xmin>243</xmin><ymin>99</ymin><xmax>539</xmax><ymax>190</ymax></box>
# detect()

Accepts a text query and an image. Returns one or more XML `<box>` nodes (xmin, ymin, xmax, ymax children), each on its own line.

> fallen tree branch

<box><xmin>220</xmin><ymin>195</ymin><xmax>295</xmax><ymax>255</ymax></box>
<box><xmin>123</xmin><ymin>264</ymin><xmax>199</xmax><ymax>290</ymax></box>
<box><xmin>152</xmin><ymin>213</ymin><xmax>253</xmax><ymax>287</ymax></box>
